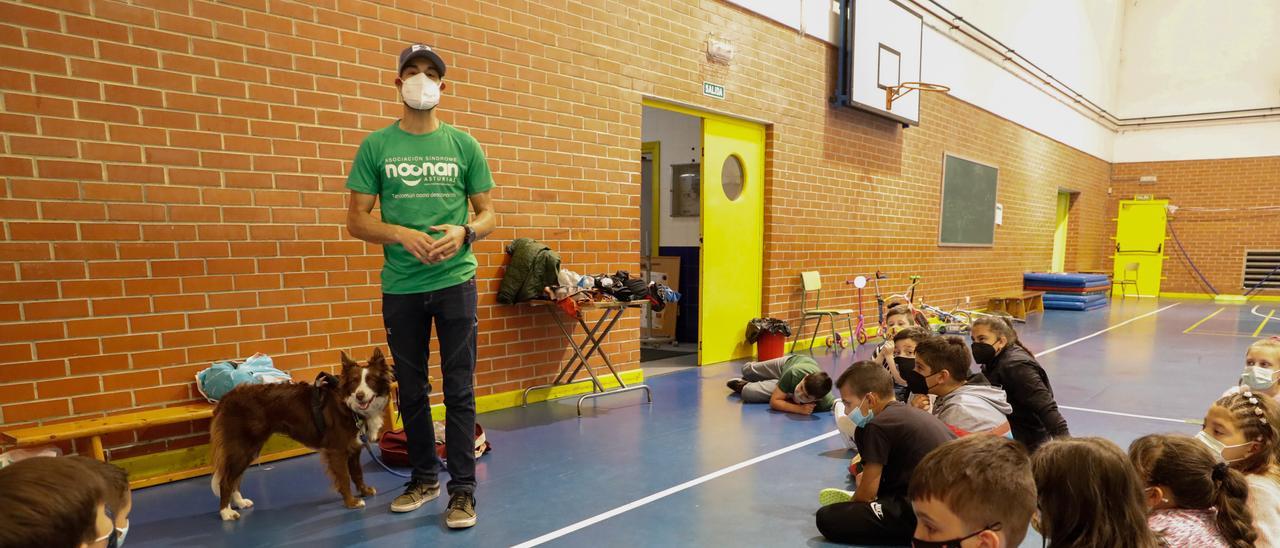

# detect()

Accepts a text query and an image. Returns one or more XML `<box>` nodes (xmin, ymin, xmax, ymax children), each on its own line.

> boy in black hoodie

<box><xmin>970</xmin><ymin>317</ymin><xmax>1069</xmax><ymax>451</ymax></box>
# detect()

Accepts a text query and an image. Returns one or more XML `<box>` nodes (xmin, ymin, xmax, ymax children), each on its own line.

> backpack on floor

<box><xmin>377</xmin><ymin>423</ymin><xmax>491</xmax><ymax>467</ymax></box>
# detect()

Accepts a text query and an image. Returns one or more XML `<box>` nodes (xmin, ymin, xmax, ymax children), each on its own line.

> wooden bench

<box><xmin>1</xmin><ymin>403</ymin><xmax>216</xmax><ymax>462</ymax></box>
<box><xmin>3</xmin><ymin>385</ymin><xmax>402</xmax><ymax>487</ymax></box>
<box><xmin>987</xmin><ymin>291</ymin><xmax>1045</xmax><ymax>320</ymax></box>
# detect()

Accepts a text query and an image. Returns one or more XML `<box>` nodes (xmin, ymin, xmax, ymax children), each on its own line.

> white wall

<box><xmin>726</xmin><ymin>0</ymin><xmax>1118</xmax><ymax>160</ymax></box>
<box><xmin>934</xmin><ymin>0</ymin><xmax>1126</xmax><ymax>111</ymax></box>
<box><xmin>1114</xmin><ymin>120</ymin><xmax>1280</xmax><ymax>162</ymax></box>
<box><xmin>1116</xmin><ymin>0</ymin><xmax>1280</xmax><ymax>119</ymax></box>
<box><xmin>726</xmin><ymin>0</ymin><xmax>1280</xmax><ymax>162</ymax></box>
<box><xmin>919</xmin><ymin>25</ymin><xmax>1115</xmax><ymax>161</ymax></box>
<box><xmin>641</xmin><ymin>106</ymin><xmax>703</xmax><ymax>248</ymax></box>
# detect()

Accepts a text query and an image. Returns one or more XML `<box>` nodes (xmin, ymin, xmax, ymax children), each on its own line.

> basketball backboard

<box><xmin>839</xmin><ymin>0</ymin><xmax>925</xmax><ymax>125</ymax></box>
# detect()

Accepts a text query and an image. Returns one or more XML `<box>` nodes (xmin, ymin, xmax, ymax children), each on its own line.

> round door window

<box><xmin>722</xmin><ymin>154</ymin><xmax>744</xmax><ymax>201</ymax></box>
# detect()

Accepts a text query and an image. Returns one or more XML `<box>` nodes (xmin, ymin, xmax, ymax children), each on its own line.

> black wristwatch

<box><xmin>462</xmin><ymin>224</ymin><xmax>476</xmax><ymax>245</ymax></box>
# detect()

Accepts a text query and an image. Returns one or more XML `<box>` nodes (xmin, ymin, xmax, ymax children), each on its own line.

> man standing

<box><xmin>346</xmin><ymin>44</ymin><xmax>496</xmax><ymax>529</ymax></box>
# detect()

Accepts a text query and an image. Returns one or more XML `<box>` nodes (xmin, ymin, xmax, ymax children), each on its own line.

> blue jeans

<box><xmin>382</xmin><ymin>278</ymin><xmax>477</xmax><ymax>495</ymax></box>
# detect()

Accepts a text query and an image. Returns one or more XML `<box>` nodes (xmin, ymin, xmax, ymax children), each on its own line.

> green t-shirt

<box><xmin>346</xmin><ymin>121</ymin><xmax>495</xmax><ymax>294</ymax></box>
<box><xmin>777</xmin><ymin>355</ymin><xmax>835</xmax><ymax>411</ymax></box>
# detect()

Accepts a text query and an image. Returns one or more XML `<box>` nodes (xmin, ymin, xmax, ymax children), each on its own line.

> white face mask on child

<box><xmin>1196</xmin><ymin>430</ymin><xmax>1253</xmax><ymax>463</ymax></box>
<box><xmin>1241</xmin><ymin>366</ymin><xmax>1278</xmax><ymax>391</ymax></box>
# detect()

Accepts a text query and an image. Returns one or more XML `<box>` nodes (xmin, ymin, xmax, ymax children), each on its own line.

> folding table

<box><xmin>520</xmin><ymin>300</ymin><xmax>653</xmax><ymax>415</ymax></box>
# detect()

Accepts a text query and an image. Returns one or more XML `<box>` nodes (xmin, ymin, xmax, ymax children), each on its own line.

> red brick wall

<box><xmin>0</xmin><ymin>0</ymin><xmax>1111</xmax><ymax>459</ymax></box>
<box><xmin>1111</xmin><ymin>157</ymin><xmax>1280</xmax><ymax>296</ymax></box>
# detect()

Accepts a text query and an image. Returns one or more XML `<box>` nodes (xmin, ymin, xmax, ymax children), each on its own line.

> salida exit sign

<box><xmin>703</xmin><ymin>82</ymin><xmax>725</xmax><ymax>99</ymax></box>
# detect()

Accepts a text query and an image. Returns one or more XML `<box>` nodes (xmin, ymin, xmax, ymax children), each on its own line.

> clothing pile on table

<box><xmin>496</xmin><ymin>238</ymin><xmax>680</xmax><ymax>318</ymax></box>
<box><xmin>546</xmin><ymin>269</ymin><xmax>681</xmax><ymax>319</ymax></box>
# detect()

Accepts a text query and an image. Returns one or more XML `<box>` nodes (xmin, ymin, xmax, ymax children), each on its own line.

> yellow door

<box><xmin>1051</xmin><ymin>192</ymin><xmax>1070</xmax><ymax>272</ymax></box>
<box><xmin>1112</xmin><ymin>200</ymin><xmax>1168</xmax><ymax>297</ymax></box>
<box><xmin>701</xmin><ymin>117</ymin><xmax>765</xmax><ymax>365</ymax></box>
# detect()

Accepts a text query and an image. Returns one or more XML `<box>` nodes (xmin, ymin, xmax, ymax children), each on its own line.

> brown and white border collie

<box><xmin>209</xmin><ymin>349</ymin><xmax>392</xmax><ymax>520</ymax></box>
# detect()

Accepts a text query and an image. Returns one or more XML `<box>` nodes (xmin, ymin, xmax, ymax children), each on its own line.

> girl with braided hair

<box><xmin>1129</xmin><ymin>434</ymin><xmax>1258</xmax><ymax>547</ymax></box>
<box><xmin>1199</xmin><ymin>390</ymin><xmax>1280</xmax><ymax>546</ymax></box>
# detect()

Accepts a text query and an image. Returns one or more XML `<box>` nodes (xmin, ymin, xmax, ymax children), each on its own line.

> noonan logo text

<box><xmin>385</xmin><ymin>161</ymin><xmax>459</xmax><ymax>185</ymax></box>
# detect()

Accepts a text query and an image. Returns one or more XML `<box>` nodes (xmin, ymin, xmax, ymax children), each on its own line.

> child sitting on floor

<box><xmin>1129</xmin><ymin>433</ymin><xmax>1258</xmax><ymax>548</ymax></box>
<box><xmin>727</xmin><ymin>354</ymin><xmax>833</xmax><ymax>415</ymax></box>
<box><xmin>1225</xmin><ymin>336</ymin><xmax>1280</xmax><ymax>403</ymax></box>
<box><xmin>971</xmin><ymin>316</ymin><xmax>1069</xmax><ymax>451</ymax></box>
<box><xmin>884</xmin><ymin>295</ymin><xmax>929</xmax><ymax>330</ymax></box>
<box><xmin>872</xmin><ymin>305</ymin><xmax>917</xmax><ymax>401</ymax></box>
<box><xmin>906</xmin><ymin>334</ymin><xmax>1013</xmax><ymax>438</ymax></box>
<box><xmin>69</xmin><ymin>456</ymin><xmax>132</xmax><ymax>545</ymax></box>
<box><xmin>891</xmin><ymin>327</ymin><xmax>935</xmax><ymax>411</ymax></box>
<box><xmin>834</xmin><ymin>328</ymin><xmax>932</xmax><ymax>450</ymax></box>
<box><xmin>815</xmin><ymin>361</ymin><xmax>955</xmax><ymax>545</ymax></box>
<box><xmin>1032</xmin><ymin>437</ymin><xmax>1163</xmax><ymax>548</ymax></box>
<box><xmin>1200</xmin><ymin>389</ymin><xmax>1280</xmax><ymax>546</ymax></box>
<box><xmin>0</xmin><ymin>456</ymin><xmax>115</xmax><ymax>548</ymax></box>
<box><xmin>908</xmin><ymin>434</ymin><xmax>1037</xmax><ymax>548</ymax></box>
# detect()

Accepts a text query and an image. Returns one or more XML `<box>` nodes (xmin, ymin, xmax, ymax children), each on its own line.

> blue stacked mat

<box><xmin>1022</xmin><ymin>272</ymin><xmax>1111</xmax><ymax>288</ymax></box>
<box><xmin>1025</xmin><ymin>272</ymin><xmax>1111</xmax><ymax>312</ymax></box>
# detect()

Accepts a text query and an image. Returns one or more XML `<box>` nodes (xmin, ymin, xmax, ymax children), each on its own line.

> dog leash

<box><xmin>355</xmin><ymin>402</ymin><xmax>444</xmax><ymax>480</ymax></box>
<box><xmin>357</xmin><ymin>423</ymin><xmax>412</xmax><ymax>479</ymax></box>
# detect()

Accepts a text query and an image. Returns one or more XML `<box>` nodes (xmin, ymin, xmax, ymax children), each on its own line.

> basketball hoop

<box><xmin>885</xmin><ymin>81</ymin><xmax>950</xmax><ymax>110</ymax></box>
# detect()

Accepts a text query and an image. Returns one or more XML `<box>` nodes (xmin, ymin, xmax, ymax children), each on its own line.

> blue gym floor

<box><xmin>128</xmin><ymin>299</ymin><xmax>1278</xmax><ymax>547</ymax></box>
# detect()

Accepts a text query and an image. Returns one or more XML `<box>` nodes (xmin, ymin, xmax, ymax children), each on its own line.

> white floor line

<box><xmin>510</xmin><ymin>430</ymin><xmax>838</xmax><ymax>548</ymax></box>
<box><xmin>1059</xmin><ymin>405</ymin><xmax>1201</xmax><ymax>425</ymax></box>
<box><xmin>1038</xmin><ymin>303</ymin><xmax>1180</xmax><ymax>356</ymax></box>
<box><xmin>512</xmin><ymin>303</ymin><xmax>1180</xmax><ymax>547</ymax></box>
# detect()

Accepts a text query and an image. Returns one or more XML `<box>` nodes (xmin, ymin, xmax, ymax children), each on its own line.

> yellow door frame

<box><xmin>1051</xmin><ymin>191</ymin><xmax>1070</xmax><ymax>272</ymax></box>
<box><xmin>642</xmin><ymin>98</ymin><xmax>767</xmax><ymax>365</ymax></box>
<box><xmin>641</xmin><ymin>141</ymin><xmax>661</xmax><ymax>257</ymax></box>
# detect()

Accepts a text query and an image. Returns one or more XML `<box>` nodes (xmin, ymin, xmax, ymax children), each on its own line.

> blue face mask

<box><xmin>850</xmin><ymin>397</ymin><xmax>875</xmax><ymax>428</ymax></box>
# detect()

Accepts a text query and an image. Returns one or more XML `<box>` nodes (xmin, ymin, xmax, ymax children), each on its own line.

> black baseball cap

<box><xmin>398</xmin><ymin>44</ymin><xmax>446</xmax><ymax>77</ymax></box>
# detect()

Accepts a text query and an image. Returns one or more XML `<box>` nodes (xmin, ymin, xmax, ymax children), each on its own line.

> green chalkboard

<box><xmin>939</xmin><ymin>154</ymin><xmax>998</xmax><ymax>246</ymax></box>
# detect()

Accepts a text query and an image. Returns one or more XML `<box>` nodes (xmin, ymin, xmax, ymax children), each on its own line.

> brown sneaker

<box><xmin>444</xmin><ymin>492</ymin><xmax>477</xmax><ymax>529</ymax></box>
<box><xmin>390</xmin><ymin>479</ymin><xmax>440</xmax><ymax>513</ymax></box>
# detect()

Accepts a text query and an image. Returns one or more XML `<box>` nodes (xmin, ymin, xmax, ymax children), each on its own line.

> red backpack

<box><xmin>378</xmin><ymin>422</ymin><xmax>491</xmax><ymax>467</ymax></box>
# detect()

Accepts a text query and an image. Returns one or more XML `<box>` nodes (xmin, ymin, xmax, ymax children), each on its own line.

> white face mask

<box><xmin>1241</xmin><ymin>366</ymin><xmax>1278</xmax><ymax>391</ymax></box>
<box><xmin>400</xmin><ymin>73</ymin><xmax>440</xmax><ymax>111</ymax></box>
<box><xmin>114</xmin><ymin>521</ymin><xmax>128</xmax><ymax>547</ymax></box>
<box><xmin>1196</xmin><ymin>430</ymin><xmax>1253</xmax><ymax>463</ymax></box>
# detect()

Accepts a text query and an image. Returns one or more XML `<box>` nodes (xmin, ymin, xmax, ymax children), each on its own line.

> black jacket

<box><xmin>981</xmin><ymin>344</ymin><xmax>1069</xmax><ymax>451</ymax></box>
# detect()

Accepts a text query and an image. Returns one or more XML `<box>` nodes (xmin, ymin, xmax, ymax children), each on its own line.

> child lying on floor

<box><xmin>728</xmin><ymin>354</ymin><xmax>834</xmax><ymax>415</ymax></box>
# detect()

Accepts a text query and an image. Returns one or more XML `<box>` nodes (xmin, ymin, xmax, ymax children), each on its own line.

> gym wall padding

<box><xmin>1023</xmin><ymin>272</ymin><xmax>1112</xmax><ymax>287</ymax></box>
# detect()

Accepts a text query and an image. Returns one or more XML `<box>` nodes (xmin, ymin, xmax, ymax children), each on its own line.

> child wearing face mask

<box><xmin>905</xmin><ymin>335</ymin><xmax>1013</xmax><ymax>438</ymax></box>
<box><xmin>1199</xmin><ymin>390</ymin><xmax>1280</xmax><ymax>546</ymax></box>
<box><xmin>68</xmin><ymin>457</ymin><xmax>132</xmax><ymax>547</ymax></box>
<box><xmin>1225</xmin><ymin>336</ymin><xmax>1280</xmax><ymax>403</ymax></box>
<box><xmin>727</xmin><ymin>354</ymin><xmax>834</xmax><ymax>415</ymax></box>
<box><xmin>816</xmin><ymin>362</ymin><xmax>956</xmax><ymax>545</ymax></box>
<box><xmin>969</xmin><ymin>317</ymin><xmax>1069</xmax><ymax>452</ymax></box>
<box><xmin>0</xmin><ymin>456</ymin><xmax>115</xmax><ymax>548</ymax></box>
<box><xmin>835</xmin><ymin>327</ymin><xmax>937</xmax><ymax>451</ymax></box>
<box><xmin>908</xmin><ymin>435</ymin><xmax>1037</xmax><ymax>548</ymax></box>
<box><xmin>1129</xmin><ymin>434</ymin><xmax>1257</xmax><ymax>548</ymax></box>
<box><xmin>872</xmin><ymin>306</ymin><xmax>918</xmax><ymax>402</ymax></box>
<box><xmin>892</xmin><ymin>327</ymin><xmax>936</xmax><ymax>411</ymax></box>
